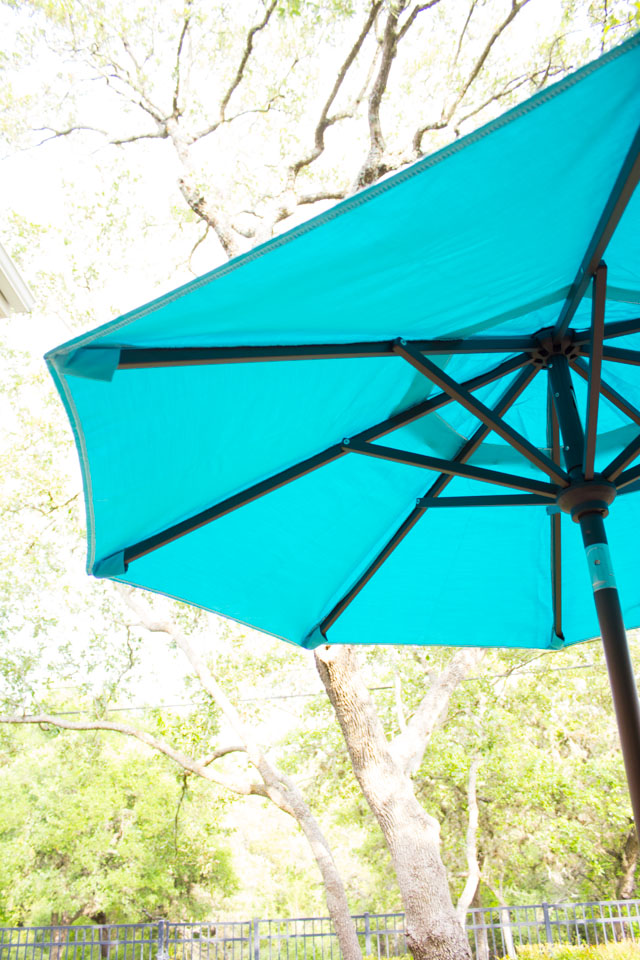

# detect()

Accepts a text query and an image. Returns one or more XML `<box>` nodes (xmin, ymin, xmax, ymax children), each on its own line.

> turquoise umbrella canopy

<box><xmin>47</xmin><ymin>33</ymin><xmax>640</xmax><ymax>655</ymax></box>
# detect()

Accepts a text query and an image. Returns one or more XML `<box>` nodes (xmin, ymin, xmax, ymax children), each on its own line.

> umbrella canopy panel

<box><xmin>48</xmin><ymin>33</ymin><xmax>640</xmax><ymax>651</ymax></box>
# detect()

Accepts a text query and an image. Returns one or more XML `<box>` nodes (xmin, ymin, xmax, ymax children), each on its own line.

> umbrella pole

<box><xmin>549</xmin><ymin>354</ymin><xmax>640</xmax><ymax>832</ymax></box>
<box><xmin>578</xmin><ymin>510</ymin><xmax>640</xmax><ymax>831</ymax></box>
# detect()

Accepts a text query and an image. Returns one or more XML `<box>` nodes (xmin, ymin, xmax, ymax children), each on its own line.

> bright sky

<box><xmin>0</xmin><ymin>0</ymin><xmax>609</xmax><ymax>715</ymax></box>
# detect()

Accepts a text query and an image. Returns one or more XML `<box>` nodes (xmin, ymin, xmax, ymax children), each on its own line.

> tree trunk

<box><xmin>456</xmin><ymin>756</ymin><xmax>481</xmax><ymax>922</ymax></box>
<box><xmin>272</xmin><ymin>772</ymin><xmax>364</xmax><ymax>960</ymax></box>
<box><xmin>617</xmin><ymin>825</ymin><xmax>639</xmax><ymax>899</ymax></box>
<box><xmin>91</xmin><ymin>912</ymin><xmax>111</xmax><ymax>960</ymax></box>
<box><xmin>315</xmin><ymin>646</ymin><xmax>472</xmax><ymax>960</ymax></box>
<box><xmin>48</xmin><ymin>916</ymin><xmax>71</xmax><ymax>960</ymax></box>
<box><xmin>469</xmin><ymin>889</ymin><xmax>489</xmax><ymax>960</ymax></box>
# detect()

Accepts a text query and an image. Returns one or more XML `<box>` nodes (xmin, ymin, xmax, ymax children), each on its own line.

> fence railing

<box><xmin>0</xmin><ymin>900</ymin><xmax>639</xmax><ymax>960</ymax></box>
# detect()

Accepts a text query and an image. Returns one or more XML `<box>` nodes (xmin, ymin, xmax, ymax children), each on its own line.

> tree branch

<box><xmin>0</xmin><ymin>713</ymin><xmax>263</xmax><ymax>796</ymax></box>
<box><xmin>456</xmin><ymin>755</ymin><xmax>481</xmax><ymax>920</ymax></box>
<box><xmin>351</xmin><ymin>0</ymin><xmax>443</xmax><ymax>189</ymax></box>
<box><xmin>289</xmin><ymin>0</ymin><xmax>383</xmax><ymax>183</ymax></box>
<box><xmin>352</xmin><ymin>3</ymin><xmax>399</xmax><ymax>190</ymax></box>
<box><xmin>104</xmin><ymin>48</ymin><xmax>167</xmax><ymax>125</ymax></box>
<box><xmin>219</xmin><ymin>0</ymin><xmax>278</xmax><ymax>122</ymax></box>
<box><xmin>452</xmin><ymin>63</ymin><xmax>565</xmax><ymax>134</ymax></box>
<box><xmin>173</xmin><ymin>0</ymin><xmax>193</xmax><ymax>118</ymax></box>
<box><xmin>397</xmin><ymin>0</ymin><xmax>442</xmax><ymax>42</ymax></box>
<box><xmin>174</xmin><ymin>155</ymin><xmax>243</xmax><ymax>258</ymax></box>
<box><xmin>33</xmin><ymin>125</ymin><xmax>108</xmax><ymax>146</ymax></box>
<box><xmin>296</xmin><ymin>189</ymin><xmax>347</xmax><ymax>206</ymax></box>
<box><xmin>450</xmin><ymin>0</ymin><xmax>532</xmax><ymax>113</ymax></box>
<box><xmin>390</xmin><ymin>648</ymin><xmax>485</xmax><ymax>776</ymax></box>
<box><xmin>270</xmin><ymin>188</ymin><xmax>348</xmax><ymax>228</ymax></box>
<box><xmin>191</xmin><ymin>95</ymin><xmax>284</xmax><ymax>147</ymax></box>
<box><xmin>120</xmin><ymin>588</ymin><xmax>307</xmax><ymax>816</ymax></box>
<box><xmin>111</xmin><ymin>130</ymin><xmax>168</xmax><ymax>146</ymax></box>
<box><xmin>199</xmin><ymin>744</ymin><xmax>247</xmax><ymax>766</ymax></box>
<box><xmin>413</xmin><ymin>0</ymin><xmax>532</xmax><ymax>156</ymax></box>
<box><xmin>452</xmin><ymin>0</ymin><xmax>477</xmax><ymax>70</ymax></box>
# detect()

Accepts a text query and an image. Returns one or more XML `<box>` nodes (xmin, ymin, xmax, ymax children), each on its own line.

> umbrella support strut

<box><xmin>550</xmin><ymin>354</ymin><xmax>640</xmax><ymax>834</ymax></box>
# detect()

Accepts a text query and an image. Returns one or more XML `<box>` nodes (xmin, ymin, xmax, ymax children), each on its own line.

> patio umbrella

<box><xmin>47</xmin><ymin>35</ymin><xmax>640</xmax><ymax>822</ymax></box>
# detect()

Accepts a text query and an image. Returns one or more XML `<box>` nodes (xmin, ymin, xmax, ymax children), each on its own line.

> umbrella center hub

<box><xmin>556</xmin><ymin>479</ymin><xmax>617</xmax><ymax>522</ymax></box>
<box><xmin>530</xmin><ymin>330</ymin><xmax>580</xmax><ymax>367</ymax></box>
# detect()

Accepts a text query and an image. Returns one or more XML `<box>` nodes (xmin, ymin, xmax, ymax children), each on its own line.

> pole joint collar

<box><xmin>556</xmin><ymin>478</ymin><xmax>617</xmax><ymax>522</ymax></box>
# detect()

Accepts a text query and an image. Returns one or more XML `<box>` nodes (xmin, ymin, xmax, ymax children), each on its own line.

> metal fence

<box><xmin>0</xmin><ymin>900</ymin><xmax>639</xmax><ymax>960</ymax></box>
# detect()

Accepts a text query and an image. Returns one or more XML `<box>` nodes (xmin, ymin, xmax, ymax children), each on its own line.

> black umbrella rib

<box><xmin>345</xmin><ymin>441</ymin><xmax>558</xmax><ymax>496</ymax></box>
<box><xmin>571</xmin><ymin>358</ymin><xmax>640</xmax><ymax>426</ymax></box>
<box><xmin>604</xmin><ymin>431</ymin><xmax>640</xmax><ymax>481</ymax></box>
<box><xmin>573</xmin><ymin>316</ymin><xmax>640</xmax><ymax>343</ymax></box>
<box><xmin>616</xmin><ymin>463</ymin><xmax>640</xmax><ymax>490</ymax></box>
<box><xmin>547</xmin><ymin>383</ymin><xmax>564</xmax><ymax>643</ymax></box>
<box><xmin>393</xmin><ymin>340</ymin><xmax>568</xmax><ymax>485</ymax></box>
<box><xmin>414</xmin><ymin>495</ymin><xmax>550</xmax><ymax>507</ymax></box>
<box><xmin>597</xmin><ymin>346</ymin><xmax>640</xmax><ymax>366</ymax></box>
<box><xmin>115</xmin><ymin>336</ymin><xmax>537</xmax><ymax>367</ymax></box>
<box><xmin>600</xmin><ymin>317</ymin><xmax>640</xmax><ymax>340</ymax></box>
<box><xmin>554</xmin><ymin>122</ymin><xmax>640</xmax><ymax>338</ymax></box>
<box><xmin>583</xmin><ymin>263</ymin><xmax>607</xmax><ymax>480</ymax></box>
<box><xmin>320</xmin><ymin>365</ymin><xmax>540</xmax><ymax>634</ymax></box>
<box><xmin>122</xmin><ymin>353</ymin><xmax>530</xmax><ymax>565</ymax></box>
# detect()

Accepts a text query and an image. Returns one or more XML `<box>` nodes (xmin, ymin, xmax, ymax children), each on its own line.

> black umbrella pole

<box><xmin>579</xmin><ymin>511</ymin><xmax>640</xmax><ymax>833</ymax></box>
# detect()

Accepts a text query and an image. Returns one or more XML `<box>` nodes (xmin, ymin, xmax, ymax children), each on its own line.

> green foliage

<box><xmin>0</xmin><ymin>724</ymin><xmax>237</xmax><ymax>924</ymax></box>
<box><xmin>419</xmin><ymin>644</ymin><xmax>636</xmax><ymax>904</ymax></box>
<box><xmin>507</xmin><ymin>943</ymin><xmax>640</xmax><ymax>959</ymax></box>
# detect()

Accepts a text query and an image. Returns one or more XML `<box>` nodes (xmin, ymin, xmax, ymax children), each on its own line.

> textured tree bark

<box><xmin>617</xmin><ymin>825</ymin><xmax>639</xmax><ymax>899</ymax></box>
<box><xmin>315</xmin><ymin>645</ymin><xmax>473</xmax><ymax>960</ymax></box>
<box><xmin>456</xmin><ymin>756</ymin><xmax>481</xmax><ymax>921</ymax></box>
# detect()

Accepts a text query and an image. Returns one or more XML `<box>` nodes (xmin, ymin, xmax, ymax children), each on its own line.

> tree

<box><xmin>3</xmin><ymin>2</ymin><xmax>640</xmax><ymax>959</ymax></box>
<box><xmin>0</xmin><ymin>722</ymin><xmax>236</xmax><ymax>924</ymax></box>
<box><xmin>415</xmin><ymin>644</ymin><xmax>638</xmax><ymax>906</ymax></box>
<box><xmin>0</xmin><ymin>590</ymin><xmax>364</xmax><ymax>960</ymax></box>
<box><xmin>316</xmin><ymin>645</ymin><xmax>484</xmax><ymax>960</ymax></box>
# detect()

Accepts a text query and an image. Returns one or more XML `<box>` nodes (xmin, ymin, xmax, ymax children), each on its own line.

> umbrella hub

<box><xmin>556</xmin><ymin>478</ymin><xmax>617</xmax><ymax>521</ymax></box>
<box><xmin>530</xmin><ymin>329</ymin><xmax>580</xmax><ymax>367</ymax></box>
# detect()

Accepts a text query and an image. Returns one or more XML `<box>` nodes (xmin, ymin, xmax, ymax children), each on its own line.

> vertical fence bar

<box><xmin>542</xmin><ymin>903</ymin><xmax>552</xmax><ymax>944</ymax></box>
<box><xmin>363</xmin><ymin>915</ymin><xmax>371</xmax><ymax>957</ymax></box>
<box><xmin>251</xmin><ymin>921</ymin><xmax>259</xmax><ymax>960</ymax></box>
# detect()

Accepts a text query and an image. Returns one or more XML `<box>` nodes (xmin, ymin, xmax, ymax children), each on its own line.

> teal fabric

<box><xmin>47</xmin><ymin>34</ymin><xmax>640</xmax><ymax>650</ymax></box>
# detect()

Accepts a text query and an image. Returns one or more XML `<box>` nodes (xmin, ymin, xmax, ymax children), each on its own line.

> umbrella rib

<box><xmin>554</xmin><ymin>122</ymin><xmax>640</xmax><ymax>338</ymax></box>
<box><xmin>112</xmin><ymin>336</ymin><xmax>538</xmax><ymax>368</ymax></box>
<box><xmin>71</xmin><ymin>318</ymin><xmax>640</xmax><ymax>374</ymax></box>
<box><xmin>319</xmin><ymin>365</ymin><xmax>541</xmax><ymax>635</ymax></box>
<box><xmin>616</xmin><ymin>463</ymin><xmax>640</xmax><ymax>490</ymax></box>
<box><xmin>583</xmin><ymin>262</ymin><xmax>607</xmax><ymax>480</ymax></box>
<box><xmin>415</xmin><ymin>495</ymin><xmax>550</xmax><ymax>507</ymax></box>
<box><xmin>393</xmin><ymin>340</ymin><xmax>568</xmax><ymax>485</ymax></box>
<box><xmin>547</xmin><ymin>382</ymin><xmax>564</xmax><ymax>643</ymax></box>
<box><xmin>344</xmin><ymin>441</ymin><xmax>558</xmax><ymax>496</ymax></box>
<box><xmin>592</xmin><ymin>346</ymin><xmax>640</xmax><ymax>367</ymax></box>
<box><xmin>539</xmin><ymin>316</ymin><xmax>640</xmax><ymax>349</ymax></box>
<box><xmin>598</xmin><ymin>317</ymin><xmax>640</xmax><ymax>341</ymax></box>
<box><xmin>604</xmin><ymin>431</ymin><xmax>640</xmax><ymax>481</ymax></box>
<box><xmin>121</xmin><ymin>353</ymin><xmax>531</xmax><ymax>566</ymax></box>
<box><xmin>570</xmin><ymin>358</ymin><xmax>640</xmax><ymax>426</ymax></box>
